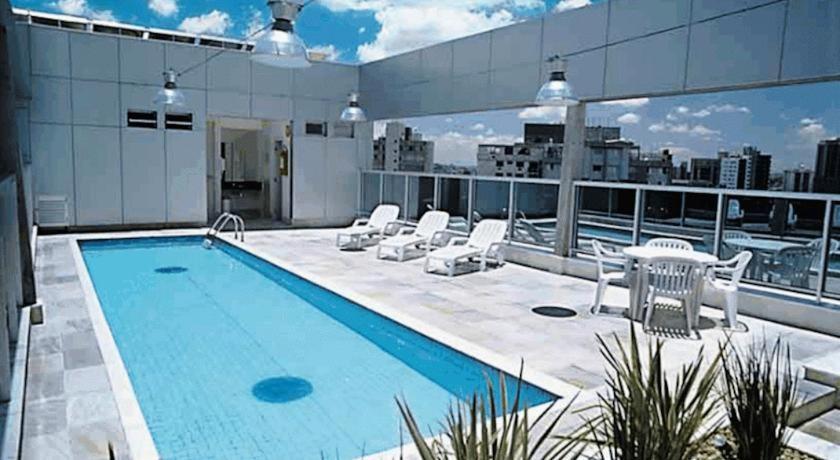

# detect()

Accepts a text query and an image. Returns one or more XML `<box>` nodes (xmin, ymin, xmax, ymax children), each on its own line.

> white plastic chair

<box><xmin>644</xmin><ymin>238</ymin><xmax>693</xmax><ymax>252</ymax></box>
<box><xmin>764</xmin><ymin>245</ymin><xmax>816</xmax><ymax>288</ymax></box>
<box><xmin>376</xmin><ymin>210</ymin><xmax>450</xmax><ymax>261</ymax></box>
<box><xmin>706</xmin><ymin>251</ymin><xmax>753</xmax><ymax>328</ymax></box>
<box><xmin>644</xmin><ymin>257</ymin><xmax>703</xmax><ymax>335</ymax></box>
<box><xmin>336</xmin><ymin>204</ymin><xmax>400</xmax><ymax>249</ymax></box>
<box><xmin>591</xmin><ymin>240</ymin><xmax>627</xmax><ymax>315</ymax></box>
<box><xmin>721</xmin><ymin>230</ymin><xmax>752</xmax><ymax>259</ymax></box>
<box><xmin>424</xmin><ymin>219</ymin><xmax>507</xmax><ymax>277</ymax></box>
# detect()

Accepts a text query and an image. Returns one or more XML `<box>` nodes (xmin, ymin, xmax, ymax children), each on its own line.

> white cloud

<box><xmin>470</xmin><ymin>123</ymin><xmax>486</xmax><ymax>131</ymax></box>
<box><xmin>798</xmin><ymin>118</ymin><xmax>827</xmax><ymax>143</ymax></box>
<box><xmin>600</xmin><ymin>97</ymin><xmax>650</xmax><ymax>108</ymax></box>
<box><xmin>648</xmin><ymin>121</ymin><xmax>720</xmax><ymax>138</ymax></box>
<box><xmin>358</xmin><ymin>26</ymin><xmax>366</xmax><ymax>34</ymax></box>
<box><xmin>800</xmin><ymin>117</ymin><xmax>821</xmax><ymax>125</ymax></box>
<box><xmin>517</xmin><ymin>106</ymin><xmax>567</xmax><ymax>121</ymax></box>
<box><xmin>709</xmin><ymin>103</ymin><xmax>750</xmax><ymax>114</ymax></box>
<box><xmin>675</xmin><ymin>106</ymin><xmax>690</xmax><ymax>115</ymax></box>
<box><xmin>179</xmin><ymin>10</ymin><xmax>232</xmax><ymax>35</ymax></box>
<box><xmin>357</xmin><ymin>6</ymin><xmax>515</xmax><ymax>62</ymax></box>
<box><xmin>245</xmin><ymin>7</ymin><xmax>265</xmax><ymax>37</ymax></box>
<box><xmin>554</xmin><ymin>0</ymin><xmax>592</xmax><ymax>13</ymax></box>
<box><xmin>691</xmin><ymin>109</ymin><xmax>711</xmax><ymax>118</ymax></box>
<box><xmin>617</xmin><ymin>112</ymin><xmax>640</xmax><ymax>124</ymax></box>
<box><xmin>426</xmin><ymin>130</ymin><xmax>522</xmax><ymax>166</ymax></box>
<box><xmin>50</xmin><ymin>0</ymin><xmax>115</xmax><ymax>21</ymax></box>
<box><xmin>308</xmin><ymin>44</ymin><xmax>341</xmax><ymax>61</ymax></box>
<box><xmin>148</xmin><ymin>0</ymin><xmax>178</xmax><ymax>17</ymax></box>
<box><xmin>689</xmin><ymin>124</ymin><xmax>720</xmax><ymax>137</ymax></box>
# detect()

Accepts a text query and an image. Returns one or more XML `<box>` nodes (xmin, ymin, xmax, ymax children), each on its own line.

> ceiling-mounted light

<box><xmin>153</xmin><ymin>69</ymin><xmax>185</xmax><ymax>107</ymax></box>
<box><xmin>340</xmin><ymin>92</ymin><xmax>366</xmax><ymax>122</ymax></box>
<box><xmin>252</xmin><ymin>0</ymin><xmax>311</xmax><ymax>68</ymax></box>
<box><xmin>535</xmin><ymin>56</ymin><xmax>578</xmax><ymax>107</ymax></box>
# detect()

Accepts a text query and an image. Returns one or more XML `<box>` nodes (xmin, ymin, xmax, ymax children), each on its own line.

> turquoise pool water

<box><xmin>80</xmin><ymin>237</ymin><xmax>554</xmax><ymax>459</ymax></box>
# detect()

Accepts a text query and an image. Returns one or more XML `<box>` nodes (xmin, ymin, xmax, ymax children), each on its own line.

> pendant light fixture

<box><xmin>153</xmin><ymin>69</ymin><xmax>185</xmax><ymax>107</ymax></box>
<box><xmin>535</xmin><ymin>55</ymin><xmax>579</xmax><ymax>107</ymax></box>
<box><xmin>251</xmin><ymin>0</ymin><xmax>311</xmax><ymax>69</ymax></box>
<box><xmin>340</xmin><ymin>92</ymin><xmax>366</xmax><ymax>123</ymax></box>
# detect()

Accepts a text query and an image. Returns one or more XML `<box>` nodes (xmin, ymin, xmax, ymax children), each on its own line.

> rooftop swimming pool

<box><xmin>79</xmin><ymin>237</ymin><xmax>555</xmax><ymax>459</ymax></box>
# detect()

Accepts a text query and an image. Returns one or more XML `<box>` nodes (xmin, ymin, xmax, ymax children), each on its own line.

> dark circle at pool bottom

<box><xmin>252</xmin><ymin>377</ymin><xmax>313</xmax><ymax>403</ymax></box>
<box><xmin>154</xmin><ymin>266</ymin><xmax>188</xmax><ymax>274</ymax></box>
<box><xmin>531</xmin><ymin>306</ymin><xmax>577</xmax><ymax>318</ymax></box>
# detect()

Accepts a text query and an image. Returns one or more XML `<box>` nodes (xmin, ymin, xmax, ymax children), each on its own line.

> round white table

<box><xmin>622</xmin><ymin>246</ymin><xmax>718</xmax><ymax>321</ymax></box>
<box><xmin>725</xmin><ymin>238</ymin><xmax>803</xmax><ymax>253</ymax></box>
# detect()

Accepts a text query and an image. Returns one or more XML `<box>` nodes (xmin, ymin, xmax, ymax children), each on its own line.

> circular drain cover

<box><xmin>154</xmin><ymin>266</ymin><xmax>188</xmax><ymax>274</ymax></box>
<box><xmin>531</xmin><ymin>306</ymin><xmax>577</xmax><ymax>318</ymax></box>
<box><xmin>252</xmin><ymin>377</ymin><xmax>313</xmax><ymax>403</ymax></box>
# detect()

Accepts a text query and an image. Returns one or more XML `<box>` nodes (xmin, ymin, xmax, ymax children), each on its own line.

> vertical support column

<box><xmin>632</xmin><ymin>188</ymin><xmax>643</xmax><ymax>246</ymax></box>
<box><xmin>555</xmin><ymin>103</ymin><xmax>587</xmax><ymax>257</ymax></box>
<box><xmin>679</xmin><ymin>192</ymin><xmax>687</xmax><ymax>227</ymax></box>
<box><xmin>507</xmin><ymin>181</ymin><xmax>515</xmax><ymax>243</ymax></box>
<box><xmin>713</xmin><ymin>193</ymin><xmax>724</xmax><ymax>257</ymax></box>
<box><xmin>817</xmin><ymin>200</ymin><xmax>832</xmax><ymax>303</ymax></box>
<box><xmin>356</xmin><ymin>170</ymin><xmax>362</xmax><ymax>216</ymax></box>
<box><xmin>433</xmin><ymin>176</ymin><xmax>440</xmax><ymax>210</ymax></box>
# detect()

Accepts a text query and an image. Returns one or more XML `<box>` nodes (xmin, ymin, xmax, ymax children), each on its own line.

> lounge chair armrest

<box><xmin>430</xmin><ymin>230</ymin><xmax>450</xmax><ymax>247</ymax></box>
<box><xmin>487</xmin><ymin>242</ymin><xmax>505</xmax><ymax>258</ymax></box>
<box><xmin>397</xmin><ymin>227</ymin><xmax>416</xmax><ymax>236</ymax></box>
<box><xmin>447</xmin><ymin>237</ymin><xmax>469</xmax><ymax>247</ymax></box>
<box><xmin>383</xmin><ymin>221</ymin><xmax>402</xmax><ymax>236</ymax></box>
<box><xmin>352</xmin><ymin>218</ymin><xmax>369</xmax><ymax>227</ymax></box>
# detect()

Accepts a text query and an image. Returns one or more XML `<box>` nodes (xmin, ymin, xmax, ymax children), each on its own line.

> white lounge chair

<box><xmin>424</xmin><ymin>219</ymin><xmax>507</xmax><ymax>277</ymax></box>
<box><xmin>336</xmin><ymin>204</ymin><xmax>400</xmax><ymax>250</ymax></box>
<box><xmin>706</xmin><ymin>251</ymin><xmax>752</xmax><ymax>329</ymax></box>
<box><xmin>376</xmin><ymin>211</ymin><xmax>450</xmax><ymax>262</ymax></box>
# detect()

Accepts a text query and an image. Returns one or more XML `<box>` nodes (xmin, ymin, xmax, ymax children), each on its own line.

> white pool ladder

<box><xmin>205</xmin><ymin>212</ymin><xmax>245</xmax><ymax>246</ymax></box>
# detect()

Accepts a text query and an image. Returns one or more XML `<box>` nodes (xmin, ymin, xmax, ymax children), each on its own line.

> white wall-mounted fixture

<box><xmin>340</xmin><ymin>92</ymin><xmax>366</xmax><ymax>122</ymax></box>
<box><xmin>536</xmin><ymin>56</ymin><xmax>578</xmax><ymax>107</ymax></box>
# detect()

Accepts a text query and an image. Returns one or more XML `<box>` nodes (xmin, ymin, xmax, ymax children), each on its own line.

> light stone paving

<box><xmin>21</xmin><ymin>228</ymin><xmax>840</xmax><ymax>459</ymax></box>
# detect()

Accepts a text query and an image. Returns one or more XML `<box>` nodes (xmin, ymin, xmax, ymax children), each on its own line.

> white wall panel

<box><xmin>207</xmin><ymin>91</ymin><xmax>250</xmax><ymax>118</ymax></box>
<box><xmin>14</xmin><ymin>26</ymin><xmax>30</xmax><ymax>95</ymax></box>
<box><xmin>30</xmin><ymin>27</ymin><xmax>69</xmax><ymax>77</ymax></box>
<box><xmin>252</xmin><ymin>95</ymin><xmax>292</xmax><ymax>121</ymax></box>
<box><xmin>453</xmin><ymin>33</ymin><xmax>491</xmax><ymax>77</ymax></box>
<box><xmin>165</xmin><ymin>44</ymin><xmax>206</xmax><ymax>89</ymax></box>
<box><xmin>781</xmin><ymin>0</ymin><xmax>840</xmax><ymax>81</ymax></box>
<box><xmin>417</xmin><ymin>80</ymin><xmax>452</xmax><ymax>115</ymax></box>
<box><xmin>251</xmin><ymin>64</ymin><xmax>292</xmax><ymax>96</ymax></box>
<box><xmin>31</xmin><ymin>123</ymin><xmax>74</xmax><ymax>225</ymax></box>
<box><xmin>72</xmin><ymin>80</ymin><xmax>120</xmax><ymax>126</ymax></box>
<box><xmin>542</xmin><ymin>3</ymin><xmax>608</xmax><ymax>57</ymax></box>
<box><xmin>491</xmin><ymin>63</ymin><xmax>541</xmax><ymax>108</ymax></box>
<box><xmin>292</xmin><ymin>136</ymin><xmax>326</xmax><ymax>221</ymax></box>
<box><xmin>120</xmin><ymin>38</ymin><xmax>164</xmax><ymax>86</ymax></box>
<box><xmin>293</xmin><ymin>98</ymin><xmax>327</xmax><ymax>129</ymax></box>
<box><xmin>70</xmin><ymin>33</ymin><xmax>118</xmax><ymax>81</ymax></box>
<box><xmin>293</xmin><ymin>63</ymin><xmax>359</xmax><ymax>101</ymax></box>
<box><xmin>119</xmin><ymin>84</ymin><xmax>159</xmax><ymax>127</ymax></box>
<box><xmin>450</xmin><ymin>72</ymin><xmax>491</xmax><ymax>114</ymax></box>
<box><xmin>608</xmin><ymin>0</ymin><xmax>691</xmax><ymax>44</ymax></box>
<box><xmin>421</xmin><ymin>43</ymin><xmax>453</xmax><ymax>82</ymax></box>
<box><xmin>30</xmin><ymin>77</ymin><xmax>71</xmax><ymax>124</ymax></box>
<box><xmin>491</xmin><ymin>21</ymin><xmax>542</xmax><ymax>70</ymax></box>
<box><xmin>691</xmin><ymin>0</ymin><xmax>777</xmax><ymax>22</ymax></box>
<box><xmin>73</xmin><ymin>126</ymin><xmax>122</xmax><ymax>225</ymax></box>
<box><xmin>177</xmin><ymin>88</ymin><xmax>207</xmax><ymax>131</ymax></box>
<box><xmin>207</xmin><ymin>52</ymin><xmax>250</xmax><ymax>93</ymax></box>
<box><xmin>121</xmin><ymin>129</ymin><xmax>166</xmax><ymax>223</ymax></box>
<box><xmin>166</xmin><ymin>131</ymin><xmax>206</xmax><ymax>223</ymax></box>
<box><xmin>565</xmin><ymin>48</ymin><xmax>606</xmax><ymax>101</ymax></box>
<box><xmin>326</xmin><ymin>138</ymin><xmax>358</xmax><ymax>221</ymax></box>
<box><xmin>605</xmin><ymin>28</ymin><xmax>687</xmax><ymax>97</ymax></box>
<box><xmin>686</xmin><ymin>2</ymin><xmax>785</xmax><ymax>90</ymax></box>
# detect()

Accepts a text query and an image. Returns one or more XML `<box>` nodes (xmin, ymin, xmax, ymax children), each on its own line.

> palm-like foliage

<box><xmin>560</xmin><ymin>327</ymin><xmax>722</xmax><ymax>460</ymax></box>
<box><xmin>397</xmin><ymin>370</ymin><xmax>576</xmax><ymax>460</ymax></box>
<box><xmin>718</xmin><ymin>336</ymin><xmax>798</xmax><ymax>460</ymax></box>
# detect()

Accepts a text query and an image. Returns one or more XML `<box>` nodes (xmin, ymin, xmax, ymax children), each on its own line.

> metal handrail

<box><xmin>206</xmin><ymin>212</ymin><xmax>245</xmax><ymax>242</ymax></box>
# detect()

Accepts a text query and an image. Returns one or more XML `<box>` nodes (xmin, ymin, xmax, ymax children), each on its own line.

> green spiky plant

<box><xmin>557</xmin><ymin>326</ymin><xmax>723</xmax><ymax>460</ymax></box>
<box><xmin>717</xmin><ymin>336</ymin><xmax>798</xmax><ymax>460</ymax></box>
<box><xmin>396</xmin><ymin>368</ymin><xmax>580</xmax><ymax>460</ymax></box>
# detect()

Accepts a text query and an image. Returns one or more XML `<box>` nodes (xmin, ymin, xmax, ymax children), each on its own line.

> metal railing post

<box><xmin>507</xmin><ymin>181</ymin><xmax>515</xmax><ymax>243</ymax></box>
<box><xmin>403</xmin><ymin>174</ymin><xmax>410</xmax><ymax>222</ymax></box>
<box><xmin>467</xmin><ymin>178</ymin><xmax>475</xmax><ymax>231</ymax></box>
<box><xmin>817</xmin><ymin>200</ymin><xmax>832</xmax><ymax>303</ymax></box>
<box><xmin>569</xmin><ymin>183</ymin><xmax>579</xmax><ymax>254</ymax></box>
<box><xmin>632</xmin><ymin>187</ymin><xmax>643</xmax><ymax>245</ymax></box>
<box><xmin>378</xmin><ymin>172</ymin><xmax>384</xmax><ymax>205</ymax></box>
<box><xmin>713</xmin><ymin>193</ymin><xmax>724</xmax><ymax>257</ymax></box>
<box><xmin>356</xmin><ymin>170</ymin><xmax>362</xmax><ymax>216</ymax></box>
<box><xmin>433</xmin><ymin>176</ymin><xmax>440</xmax><ymax>210</ymax></box>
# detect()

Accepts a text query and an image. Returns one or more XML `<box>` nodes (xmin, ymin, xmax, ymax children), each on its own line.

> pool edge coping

<box><xmin>69</xmin><ymin>228</ymin><xmax>593</xmax><ymax>459</ymax></box>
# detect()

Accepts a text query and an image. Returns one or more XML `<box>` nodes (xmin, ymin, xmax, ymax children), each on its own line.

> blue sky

<box><xmin>17</xmin><ymin>0</ymin><xmax>840</xmax><ymax>170</ymax></box>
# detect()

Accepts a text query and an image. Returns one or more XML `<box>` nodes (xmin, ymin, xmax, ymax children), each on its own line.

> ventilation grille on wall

<box><xmin>127</xmin><ymin>110</ymin><xmax>158</xmax><ymax>129</ymax></box>
<box><xmin>165</xmin><ymin>113</ymin><xmax>193</xmax><ymax>131</ymax></box>
<box><xmin>305</xmin><ymin>122</ymin><xmax>327</xmax><ymax>137</ymax></box>
<box><xmin>36</xmin><ymin>195</ymin><xmax>69</xmax><ymax>228</ymax></box>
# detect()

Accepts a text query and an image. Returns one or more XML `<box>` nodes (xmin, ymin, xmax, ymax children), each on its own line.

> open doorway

<box><xmin>206</xmin><ymin>118</ymin><xmax>292</xmax><ymax>224</ymax></box>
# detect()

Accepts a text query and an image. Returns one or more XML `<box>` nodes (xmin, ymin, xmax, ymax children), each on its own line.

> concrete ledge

<box><xmin>1</xmin><ymin>308</ymin><xmax>31</xmax><ymax>460</ymax></box>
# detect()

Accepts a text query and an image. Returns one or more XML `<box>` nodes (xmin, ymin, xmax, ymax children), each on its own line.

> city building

<box><xmin>716</xmin><ymin>147</ymin><xmax>771</xmax><ymax>190</ymax></box>
<box><xmin>629</xmin><ymin>150</ymin><xmax>674</xmax><ymax>185</ymax></box>
<box><xmin>814</xmin><ymin>138</ymin><xmax>840</xmax><ymax>193</ymax></box>
<box><xmin>690</xmin><ymin>158</ymin><xmax>721</xmax><ymax>187</ymax></box>
<box><xmin>477</xmin><ymin>123</ymin><xmax>635</xmax><ymax>180</ymax></box>
<box><xmin>783</xmin><ymin>165</ymin><xmax>814</xmax><ymax>192</ymax></box>
<box><xmin>718</xmin><ymin>150</ymin><xmax>747</xmax><ymax>189</ymax></box>
<box><xmin>372</xmin><ymin>122</ymin><xmax>434</xmax><ymax>172</ymax></box>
